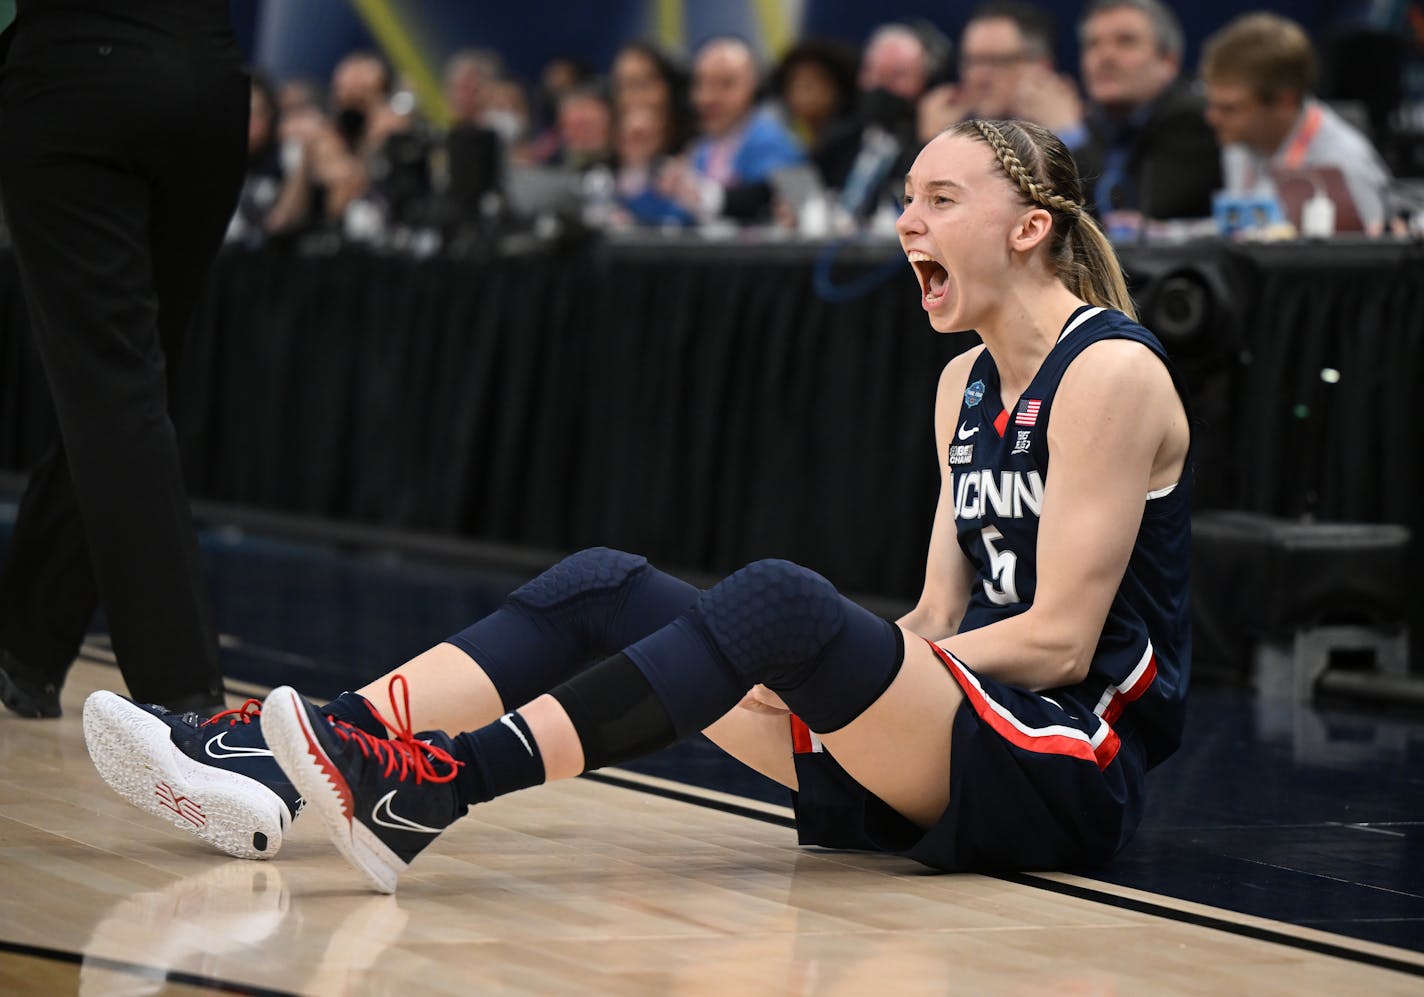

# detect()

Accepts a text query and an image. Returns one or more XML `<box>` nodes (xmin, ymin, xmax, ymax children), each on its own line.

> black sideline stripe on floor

<box><xmin>0</xmin><ymin>937</ymin><xmax>298</xmax><ymax>996</ymax></box>
<box><xmin>582</xmin><ymin>770</ymin><xmax>797</xmax><ymax>828</ymax></box>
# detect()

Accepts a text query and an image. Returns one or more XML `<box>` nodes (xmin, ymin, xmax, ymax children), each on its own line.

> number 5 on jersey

<box><xmin>981</xmin><ymin>526</ymin><xmax>1020</xmax><ymax>605</ymax></box>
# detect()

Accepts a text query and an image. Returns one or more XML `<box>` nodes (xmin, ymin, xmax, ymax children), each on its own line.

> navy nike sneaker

<box><xmin>262</xmin><ymin>681</ymin><xmax>463</xmax><ymax>894</ymax></box>
<box><xmin>83</xmin><ymin>691</ymin><xmax>304</xmax><ymax>860</ymax></box>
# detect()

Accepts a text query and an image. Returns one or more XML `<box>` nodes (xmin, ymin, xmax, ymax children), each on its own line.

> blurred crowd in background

<box><xmin>226</xmin><ymin>0</ymin><xmax>1424</xmax><ymax>255</ymax></box>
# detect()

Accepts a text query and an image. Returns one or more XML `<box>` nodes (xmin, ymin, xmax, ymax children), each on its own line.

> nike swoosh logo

<box><xmin>205</xmin><ymin>730</ymin><xmax>275</xmax><ymax>760</ymax></box>
<box><xmin>371</xmin><ymin>789</ymin><xmax>444</xmax><ymax>834</ymax></box>
<box><xmin>499</xmin><ymin>713</ymin><xmax>534</xmax><ymax>757</ymax></box>
<box><xmin>957</xmin><ymin>422</ymin><xmax>980</xmax><ymax>440</ymax></box>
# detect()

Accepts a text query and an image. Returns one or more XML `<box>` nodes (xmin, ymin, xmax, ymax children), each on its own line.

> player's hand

<box><xmin>737</xmin><ymin>684</ymin><xmax>790</xmax><ymax>715</ymax></box>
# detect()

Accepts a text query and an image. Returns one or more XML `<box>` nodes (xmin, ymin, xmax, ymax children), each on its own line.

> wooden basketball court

<box><xmin>1</xmin><ymin>659</ymin><xmax>1420</xmax><ymax>995</ymax></box>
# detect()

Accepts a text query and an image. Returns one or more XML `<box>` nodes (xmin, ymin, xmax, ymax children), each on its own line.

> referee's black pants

<box><xmin>0</xmin><ymin>12</ymin><xmax>247</xmax><ymax>707</ymax></box>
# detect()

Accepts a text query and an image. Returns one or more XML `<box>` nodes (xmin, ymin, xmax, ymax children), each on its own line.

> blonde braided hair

<box><xmin>948</xmin><ymin>118</ymin><xmax>1137</xmax><ymax>320</ymax></box>
<box><xmin>972</xmin><ymin>119</ymin><xmax>1084</xmax><ymax>219</ymax></box>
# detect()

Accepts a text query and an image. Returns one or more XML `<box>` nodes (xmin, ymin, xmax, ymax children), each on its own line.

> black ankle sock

<box><xmin>321</xmin><ymin>691</ymin><xmax>388</xmax><ymax>737</ymax></box>
<box><xmin>449</xmin><ymin>711</ymin><xmax>545</xmax><ymax>807</ymax></box>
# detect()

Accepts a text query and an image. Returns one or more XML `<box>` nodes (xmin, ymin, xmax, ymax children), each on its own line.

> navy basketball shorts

<box><xmin>789</xmin><ymin>644</ymin><xmax>1148</xmax><ymax>872</ymax></box>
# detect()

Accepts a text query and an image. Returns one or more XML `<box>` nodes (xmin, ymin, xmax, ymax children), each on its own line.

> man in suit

<box><xmin>1053</xmin><ymin>0</ymin><xmax>1222</xmax><ymax>222</ymax></box>
<box><xmin>0</xmin><ymin>0</ymin><xmax>246</xmax><ymax>716</ymax></box>
<box><xmin>917</xmin><ymin>1</ymin><xmax>1073</xmax><ymax>133</ymax></box>
<box><xmin>659</xmin><ymin>36</ymin><xmax>805</xmax><ymax>224</ymax></box>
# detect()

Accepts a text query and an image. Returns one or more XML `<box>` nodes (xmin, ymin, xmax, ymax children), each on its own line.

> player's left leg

<box><xmin>262</xmin><ymin>558</ymin><xmax>962</xmax><ymax>891</ymax></box>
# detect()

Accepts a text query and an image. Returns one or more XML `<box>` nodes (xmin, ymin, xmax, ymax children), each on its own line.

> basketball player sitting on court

<box><xmin>84</xmin><ymin>118</ymin><xmax>1191</xmax><ymax>893</ymax></box>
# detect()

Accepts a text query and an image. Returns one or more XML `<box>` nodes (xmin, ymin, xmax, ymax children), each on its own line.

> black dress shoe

<box><xmin>161</xmin><ymin>689</ymin><xmax>230</xmax><ymax>716</ymax></box>
<box><xmin>0</xmin><ymin>649</ymin><xmax>63</xmax><ymax>718</ymax></box>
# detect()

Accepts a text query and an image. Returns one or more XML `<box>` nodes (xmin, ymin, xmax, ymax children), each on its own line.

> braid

<box><xmin>946</xmin><ymin>117</ymin><xmax>1137</xmax><ymax>319</ymax></box>
<box><xmin>972</xmin><ymin>120</ymin><xmax>1083</xmax><ymax>218</ymax></box>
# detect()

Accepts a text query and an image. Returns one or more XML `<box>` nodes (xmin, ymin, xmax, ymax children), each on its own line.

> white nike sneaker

<box><xmin>83</xmin><ymin>690</ymin><xmax>304</xmax><ymax>860</ymax></box>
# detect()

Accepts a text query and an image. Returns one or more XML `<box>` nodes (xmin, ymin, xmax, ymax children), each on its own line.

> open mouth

<box><xmin>907</xmin><ymin>251</ymin><xmax>950</xmax><ymax>306</ymax></box>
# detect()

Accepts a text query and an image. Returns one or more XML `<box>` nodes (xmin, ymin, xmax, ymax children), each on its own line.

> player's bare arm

<box><xmin>898</xmin><ymin>347</ymin><xmax>982</xmax><ymax>642</ymax></box>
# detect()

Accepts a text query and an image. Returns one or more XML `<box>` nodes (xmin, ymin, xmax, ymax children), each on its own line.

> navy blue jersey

<box><xmin>948</xmin><ymin>306</ymin><xmax>1192</xmax><ymax>769</ymax></box>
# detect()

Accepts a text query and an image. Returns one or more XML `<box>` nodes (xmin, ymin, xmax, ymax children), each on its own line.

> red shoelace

<box><xmin>202</xmin><ymin>699</ymin><xmax>263</xmax><ymax>727</ymax></box>
<box><xmin>329</xmin><ymin>674</ymin><xmax>461</xmax><ymax>785</ymax></box>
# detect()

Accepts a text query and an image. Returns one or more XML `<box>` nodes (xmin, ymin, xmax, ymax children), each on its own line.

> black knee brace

<box><xmin>549</xmin><ymin>652</ymin><xmax>678</xmax><ymax>771</ymax></box>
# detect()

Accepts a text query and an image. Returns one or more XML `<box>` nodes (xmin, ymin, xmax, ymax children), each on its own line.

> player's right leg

<box><xmin>84</xmin><ymin>548</ymin><xmax>698</xmax><ymax>858</ymax></box>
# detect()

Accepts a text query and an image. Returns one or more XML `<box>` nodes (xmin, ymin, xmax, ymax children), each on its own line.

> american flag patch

<box><xmin>1015</xmin><ymin>398</ymin><xmax>1042</xmax><ymax>427</ymax></box>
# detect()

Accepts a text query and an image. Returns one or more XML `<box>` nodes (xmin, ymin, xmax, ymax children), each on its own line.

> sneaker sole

<box><xmin>82</xmin><ymin>691</ymin><xmax>288</xmax><ymax>860</ymax></box>
<box><xmin>262</xmin><ymin>686</ymin><xmax>404</xmax><ymax>894</ymax></box>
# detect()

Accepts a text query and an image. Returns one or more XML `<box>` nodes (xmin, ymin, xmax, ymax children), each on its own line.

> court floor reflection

<box><xmin>80</xmin><ymin>861</ymin><xmax>292</xmax><ymax>995</ymax></box>
<box><xmin>78</xmin><ymin>858</ymin><xmax>415</xmax><ymax>997</ymax></box>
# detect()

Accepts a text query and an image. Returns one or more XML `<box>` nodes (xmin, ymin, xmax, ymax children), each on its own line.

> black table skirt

<box><xmin>1</xmin><ymin>236</ymin><xmax>1421</xmax><ymax>615</ymax></box>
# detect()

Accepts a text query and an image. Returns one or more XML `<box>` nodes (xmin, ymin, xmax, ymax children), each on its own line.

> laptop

<box><xmin>1270</xmin><ymin>165</ymin><xmax>1366</xmax><ymax>233</ymax></box>
<box><xmin>504</xmin><ymin>166</ymin><xmax>586</xmax><ymax>220</ymax></box>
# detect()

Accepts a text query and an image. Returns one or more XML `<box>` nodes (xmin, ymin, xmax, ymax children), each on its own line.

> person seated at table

<box><xmin>659</xmin><ymin>36</ymin><xmax>805</xmax><ymax>224</ymax></box>
<box><xmin>612</xmin><ymin>103</ymin><xmax>694</xmax><ymax>228</ymax></box>
<box><xmin>548</xmin><ymin>84</ymin><xmax>615</xmax><ymax>173</ymax></box>
<box><xmin>918</xmin><ymin>3</ymin><xmax>1080</xmax><ymax>141</ymax></box>
<box><xmin>1050</xmin><ymin>0</ymin><xmax>1221</xmax><ymax>224</ymax></box>
<box><xmin>329</xmin><ymin>51</ymin><xmax>409</xmax><ymax>162</ymax></box>
<box><xmin>770</xmin><ymin>37</ymin><xmax>859</xmax><ymax>158</ymax></box>
<box><xmin>816</xmin><ymin>21</ymin><xmax>950</xmax><ymax>222</ymax></box>
<box><xmin>610</xmin><ymin>40</ymin><xmax>692</xmax><ymax>149</ymax></box>
<box><xmin>1200</xmin><ymin>12</ymin><xmax>1393</xmax><ymax>235</ymax></box>
<box><xmin>226</xmin><ymin>72</ymin><xmax>308</xmax><ymax>246</ymax></box>
<box><xmin>524</xmin><ymin>56</ymin><xmax>594</xmax><ymax>164</ymax></box>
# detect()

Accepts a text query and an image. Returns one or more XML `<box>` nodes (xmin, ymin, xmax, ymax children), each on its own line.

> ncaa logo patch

<box><xmin>964</xmin><ymin>379</ymin><xmax>985</xmax><ymax>407</ymax></box>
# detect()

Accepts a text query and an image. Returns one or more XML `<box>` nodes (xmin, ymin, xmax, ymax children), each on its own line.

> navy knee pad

<box><xmin>506</xmin><ymin>547</ymin><xmax>649</xmax><ymax>615</ymax></box>
<box><xmin>621</xmin><ymin>560</ymin><xmax>903</xmax><ymax>737</ymax></box>
<box><xmin>680</xmin><ymin>559</ymin><xmax>903</xmax><ymax>733</ymax></box>
<box><xmin>697</xmin><ymin>559</ymin><xmax>846</xmax><ymax>687</ymax></box>
<box><xmin>447</xmin><ymin>547</ymin><xmax>698</xmax><ymax>708</ymax></box>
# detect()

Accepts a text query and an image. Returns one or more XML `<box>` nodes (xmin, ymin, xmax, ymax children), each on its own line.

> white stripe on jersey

<box><xmin>1094</xmin><ymin>642</ymin><xmax>1156</xmax><ymax>717</ymax></box>
<box><xmin>949</xmin><ymin>652</ymin><xmax>1106</xmax><ymax>746</ymax></box>
<box><xmin>1057</xmin><ymin>306</ymin><xmax>1107</xmax><ymax>343</ymax></box>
